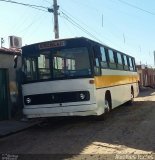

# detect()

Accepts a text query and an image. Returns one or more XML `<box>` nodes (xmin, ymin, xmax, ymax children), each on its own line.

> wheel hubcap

<box><xmin>105</xmin><ymin>100</ymin><xmax>110</xmax><ymax>112</ymax></box>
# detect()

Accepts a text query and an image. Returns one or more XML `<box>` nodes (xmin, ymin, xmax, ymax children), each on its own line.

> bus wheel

<box><xmin>127</xmin><ymin>88</ymin><xmax>134</xmax><ymax>105</ymax></box>
<box><xmin>94</xmin><ymin>99</ymin><xmax>110</xmax><ymax>121</ymax></box>
<box><xmin>95</xmin><ymin>93</ymin><xmax>111</xmax><ymax>121</ymax></box>
<box><xmin>105</xmin><ymin>99</ymin><xmax>110</xmax><ymax>113</ymax></box>
<box><xmin>105</xmin><ymin>91</ymin><xmax>112</xmax><ymax>113</ymax></box>
<box><xmin>131</xmin><ymin>88</ymin><xmax>134</xmax><ymax>102</ymax></box>
<box><xmin>96</xmin><ymin>98</ymin><xmax>111</xmax><ymax>121</ymax></box>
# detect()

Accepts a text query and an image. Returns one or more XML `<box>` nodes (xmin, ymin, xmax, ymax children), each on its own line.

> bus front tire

<box><xmin>95</xmin><ymin>96</ymin><xmax>111</xmax><ymax>121</ymax></box>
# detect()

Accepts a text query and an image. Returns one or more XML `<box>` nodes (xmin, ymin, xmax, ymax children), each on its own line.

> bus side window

<box><xmin>94</xmin><ymin>58</ymin><xmax>101</xmax><ymax>75</ymax></box>
<box><xmin>128</xmin><ymin>57</ymin><xmax>134</xmax><ymax>71</ymax></box>
<box><xmin>100</xmin><ymin>47</ymin><xmax>108</xmax><ymax>69</ymax></box>
<box><xmin>123</xmin><ymin>55</ymin><xmax>129</xmax><ymax>70</ymax></box>
<box><xmin>108</xmin><ymin>49</ymin><xmax>117</xmax><ymax>69</ymax></box>
<box><xmin>93</xmin><ymin>46</ymin><xmax>101</xmax><ymax>76</ymax></box>
<box><xmin>132</xmin><ymin>58</ymin><xmax>136</xmax><ymax>71</ymax></box>
<box><xmin>116</xmin><ymin>52</ymin><xmax>123</xmax><ymax>70</ymax></box>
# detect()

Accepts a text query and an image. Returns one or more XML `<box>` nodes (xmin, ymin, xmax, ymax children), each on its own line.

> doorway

<box><xmin>0</xmin><ymin>69</ymin><xmax>10</xmax><ymax>120</ymax></box>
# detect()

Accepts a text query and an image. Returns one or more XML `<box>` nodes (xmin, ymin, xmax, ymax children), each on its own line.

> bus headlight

<box><xmin>79</xmin><ymin>93</ymin><xmax>86</xmax><ymax>100</ymax></box>
<box><xmin>26</xmin><ymin>97</ymin><xmax>31</xmax><ymax>104</ymax></box>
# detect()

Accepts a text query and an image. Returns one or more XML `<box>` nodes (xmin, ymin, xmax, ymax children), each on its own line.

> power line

<box><xmin>0</xmin><ymin>0</ymin><xmax>47</xmax><ymax>9</ymax></box>
<box><xmin>60</xmin><ymin>11</ymin><xmax>103</xmax><ymax>44</ymax></box>
<box><xmin>21</xmin><ymin>14</ymin><xmax>46</xmax><ymax>41</ymax></box>
<box><xmin>59</xmin><ymin>16</ymin><xmax>77</xmax><ymax>36</ymax></box>
<box><xmin>18</xmin><ymin>16</ymin><xmax>41</xmax><ymax>34</ymax></box>
<box><xmin>0</xmin><ymin>0</ymin><xmax>49</xmax><ymax>12</ymax></box>
<box><xmin>60</xmin><ymin>9</ymin><xmax>124</xmax><ymax>48</ymax></box>
<box><xmin>0</xmin><ymin>0</ymin><xmax>50</xmax><ymax>33</ymax></box>
<box><xmin>28</xmin><ymin>6</ymin><xmax>48</xmax><ymax>12</ymax></box>
<box><xmin>67</xmin><ymin>0</ymin><xmax>130</xmax><ymax>45</ymax></box>
<box><xmin>117</xmin><ymin>0</ymin><xmax>155</xmax><ymax>15</ymax></box>
<box><xmin>60</xmin><ymin>8</ymin><xmax>102</xmax><ymax>37</ymax></box>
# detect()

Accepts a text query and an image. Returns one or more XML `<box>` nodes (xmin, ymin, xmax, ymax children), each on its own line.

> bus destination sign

<box><xmin>39</xmin><ymin>41</ymin><xmax>66</xmax><ymax>50</ymax></box>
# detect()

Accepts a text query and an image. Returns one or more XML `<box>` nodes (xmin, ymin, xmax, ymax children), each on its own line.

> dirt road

<box><xmin>0</xmin><ymin>88</ymin><xmax>155</xmax><ymax>159</ymax></box>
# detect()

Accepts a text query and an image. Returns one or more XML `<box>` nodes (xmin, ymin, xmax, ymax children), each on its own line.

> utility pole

<box><xmin>48</xmin><ymin>0</ymin><xmax>59</xmax><ymax>39</ymax></box>
<box><xmin>53</xmin><ymin>0</ymin><xmax>59</xmax><ymax>39</ymax></box>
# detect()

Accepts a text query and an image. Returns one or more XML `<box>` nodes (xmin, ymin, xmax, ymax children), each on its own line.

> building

<box><xmin>137</xmin><ymin>65</ymin><xmax>155</xmax><ymax>88</ymax></box>
<box><xmin>0</xmin><ymin>48</ymin><xmax>21</xmax><ymax>120</ymax></box>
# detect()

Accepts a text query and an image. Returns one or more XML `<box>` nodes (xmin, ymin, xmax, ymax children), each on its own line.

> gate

<box><xmin>0</xmin><ymin>69</ymin><xmax>10</xmax><ymax>120</ymax></box>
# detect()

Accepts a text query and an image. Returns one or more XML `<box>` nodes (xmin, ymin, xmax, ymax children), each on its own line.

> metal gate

<box><xmin>0</xmin><ymin>69</ymin><xmax>10</xmax><ymax>120</ymax></box>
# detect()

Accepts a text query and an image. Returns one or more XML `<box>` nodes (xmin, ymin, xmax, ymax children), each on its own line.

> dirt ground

<box><xmin>0</xmin><ymin>88</ymin><xmax>155</xmax><ymax>159</ymax></box>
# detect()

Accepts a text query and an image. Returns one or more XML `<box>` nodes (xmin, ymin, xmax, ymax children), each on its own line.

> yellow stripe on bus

<box><xmin>95</xmin><ymin>75</ymin><xmax>139</xmax><ymax>88</ymax></box>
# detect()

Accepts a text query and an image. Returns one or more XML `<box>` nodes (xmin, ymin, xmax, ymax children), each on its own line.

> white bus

<box><xmin>21</xmin><ymin>37</ymin><xmax>139</xmax><ymax>119</ymax></box>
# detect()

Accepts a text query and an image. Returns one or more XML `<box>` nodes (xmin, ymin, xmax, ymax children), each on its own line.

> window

<box><xmin>128</xmin><ymin>57</ymin><xmax>134</xmax><ymax>71</ymax></box>
<box><xmin>100</xmin><ymin>47</ymin><xmax>106</xmax><ymax>61</ymax></box>
<box><xmin>23</xmin><ymin>47</ymin><xmax>92</xmax><ymax>82</ymax></box>
<box><xmin>54</xmin><ymin>57</ymin><xmax>75</xmax><ymax>70</ymax></box>
<box><xmin>54</xmin><ymin>57</ymin><xmax>64</xmax><ymax>69</ymax></box>
<box><xmin>100</xmin><ymin>47</ymin><xmax>108</xmax><ymax>68</ymax></box>
<box><xmin>132</xmin><ymin>58</ymin><xmax>136</xmax><ymax>71</ymax></box>
<box><xmin>117</xmin><ymin>52</ymin><xmax>123</xmax><ymax>70</ymax></box>
<box><xmin>38</xmin><ymin>52</ymin><xmax>51</xmax><ymax>80</ymax></box>
<box><xmin>108</xmin><ymin>49</ymin><xmax>116</xmax><ymax>69</ymax></box>
<box><xmin>117</xmin><ymin>52</ymin><xmax>123</xmax><ymax>64</ymax></box>
<box><xmin>23</xmin><ymin>58</ymin><xmax>37</xmax><ymax>81</ymax></box>
<box><xmin>53</xmin><ymin>47</ymin><xmax>91</xmax><ymax>78</ymax></box>
<box><xmin>123</xmin><ymin>55</ymin><xmax>128</xmax><ymax>65</ymax></box>
<box><xmin>66</xmin><ymin>59</ymin><xmax>75</xmax><ymax>70</ymax></box>
<box><xmin>108</xmin><ymin>49</ymin><xmax>115</xmax><ymax>63</ymax></box>
<box><xmin>94</xmin><ymin>57</ymin><xmax>101</xmax><ymax>75</ymax></box>
<box><xmin>123</xmin><ymin>55</ymin><xmax>129</xmax><ymax>70</ymax></box>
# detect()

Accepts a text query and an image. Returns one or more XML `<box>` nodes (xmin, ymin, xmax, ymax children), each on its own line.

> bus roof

<box><xmin>22</xmin><ymin>37</ymin><xmax>110</xmax><ymax>49</ymax></box>
<box><xmin>22</xmin><ymin>37</ymin><xmax>134</xmax><ymax>59</ymax></box>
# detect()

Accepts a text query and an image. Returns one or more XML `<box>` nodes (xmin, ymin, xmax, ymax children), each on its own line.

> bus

<box><xmin>21</xmin><ymin>37</ymin><xmax>139</xmax><ymax>119</ymax></box>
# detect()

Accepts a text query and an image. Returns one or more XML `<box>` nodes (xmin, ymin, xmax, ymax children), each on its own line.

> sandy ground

<box><xmin>0</xmin><ymin>88</ymin><xmax>155</xmax><ymax>159</ymax></box>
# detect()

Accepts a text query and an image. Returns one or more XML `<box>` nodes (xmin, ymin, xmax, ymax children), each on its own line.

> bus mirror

<box><xmin>14</xmin><ymin>55</ymin><xmax>18</xmax><ymax>68</ymax></box>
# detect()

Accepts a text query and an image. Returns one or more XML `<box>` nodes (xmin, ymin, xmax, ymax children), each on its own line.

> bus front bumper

<box><xmin>23</xmin><ymin>103</ymin><xmax>99</xmax><ymax>118</ymax></box>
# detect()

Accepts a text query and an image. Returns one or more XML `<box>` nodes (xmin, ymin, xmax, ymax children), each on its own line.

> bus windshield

<box><xmin>22</xmin><ymin>47</ymin><xmax>92</xmax><ymax>82</ymax></box>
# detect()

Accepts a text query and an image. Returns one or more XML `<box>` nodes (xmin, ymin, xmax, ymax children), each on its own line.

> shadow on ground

<box><xmin>0</xmin><ymin>89</ymin><xmax>155</xmax><ymax>160</ymax></box>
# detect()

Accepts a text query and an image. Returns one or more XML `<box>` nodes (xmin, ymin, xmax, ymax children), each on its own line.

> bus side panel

<box><xmin>95</xmin><ymin>84</ymin><xmax>129</xmax><ymax>111</ymax></box>
<box><xmin>95</xmin><ymin>82</ymin><xmax>139</xmax><ymax>112</ymax></box>
<box><xmin>95</xmin><ymin>70</ymin><xmax>139</xmax><ymax>110</ymax></box>
<box><xmin>109</xmin><ymin>83</ymin><xmax>134</xmax><ymax>109</ymax></box>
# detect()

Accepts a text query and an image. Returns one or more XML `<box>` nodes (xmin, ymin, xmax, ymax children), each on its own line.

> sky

<box><xmin>0</xmin><ymin>0</ymin><xmax>155</xmax><ymax>66</ymax></box>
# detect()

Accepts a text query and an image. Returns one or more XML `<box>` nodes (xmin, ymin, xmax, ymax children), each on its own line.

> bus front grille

<box><xmin>24</xmin><ymin>91</ymin><xmax>90</xmax><ymax>106</ymax></box>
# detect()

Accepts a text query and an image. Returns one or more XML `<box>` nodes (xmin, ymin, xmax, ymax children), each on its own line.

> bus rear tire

<box><xmin>105</xmin><ymin>99</ymin><xmax>110</xmax><ymax>113</ymax></box>
<box><xmin>105</xmin><ymin>91</ymin><xmax>112</xmax><ymax>113</ymax></box>
<box><xmin>127</xmin><ymin>87</ymin><xmax>134</xmax><ymax>105</ymax></box>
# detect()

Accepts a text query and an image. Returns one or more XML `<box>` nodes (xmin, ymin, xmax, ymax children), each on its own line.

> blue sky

<box><xmin>0</xmin><ymin>0</ymin><xmax>155</xmax><ymax>66</ymax></box>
